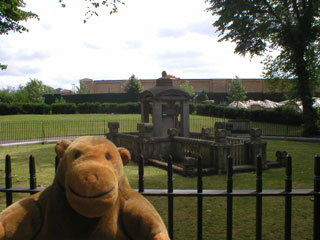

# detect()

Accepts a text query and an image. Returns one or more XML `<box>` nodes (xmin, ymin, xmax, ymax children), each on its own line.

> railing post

<box><xmin>167</xmin><ymin>155</ymin><xmax>174</xmax><ymax>240</ymax></box>
<box><xmin>107</xmin><ymin>122</ymin><xmax>120</xmax><ymax>145</ymax></box>
<box><xmin>104</xmin><ymin>120</ymin><xmax>106</xmax><ymax>136</ymax></box>
<box><xmin>41</xmin><ymin>120</ymin><xmax>45</xmax><ymax>140</ymax></box>
<box><xmin>227</xmin><ymin>155</ymin><xmax>233</xmax><ymax>240</ymax></box>
<box><xmin>55</xmin><ymin>155</ymin><xmax>60</xmax><ymax>173</ymax></box>
<box><xmin>314</xmin><ymin>155</ymin><xmax>320</xmax><ymax>240</ymax></box>
<box><xmin>244</xmin><ymin>128</ymin><xmax>267</xmax><ymax>167</ymax></box>
<box><xmin>29</xmin><ymin>155</ymin><xmax>37</xmax><ymax>194</ymax></box>
<box><xmin>256</xmin><ymin>154</ymin><xmax>263</xmax><ymax>240</ymax></box>
<box><xmin>5</xmin><ymin>155</ymin><xmax>12</xmax><ymax>207</ymax></box>
<box><xmin>285</xmin><ymin>155</ymin><xmax>292</xmax><ymax>240</ymax></box>
<box><xmin>138</xmin><ymin>154</ymin><xmax>144</xmax><ymax>193</ymax></box>
<box><xmin>197</xmin><ymin>155</ymin><xmax>203</xmax><ymax>240</ymax></box>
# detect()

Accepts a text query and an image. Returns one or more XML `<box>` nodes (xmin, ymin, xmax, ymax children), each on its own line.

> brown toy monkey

<box><xmin>0</xmin><ymin>136</ymin><xmax>170</xmax><ymax>240</ymax></box>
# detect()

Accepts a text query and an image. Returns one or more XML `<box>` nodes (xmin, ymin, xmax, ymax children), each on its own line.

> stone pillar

<box><xmin>107</xmin><ymin>122</ymin><xmax>120</xmax><ymax>145</ymax></box>
<box><xmin>137</xmin><ymin>123</ymin><xmax>154</xmax><ymax>138</ymax></box>
<box><xmin>213</xmin><ymin>129</ymin><xmax>231</xmax><ymax>173</ymax></box>
<box><xmin>214</xmin><ymin>122</ymin><xmax>233</xmax><ymax>136</ymax></box>
<box><xmin>180</xmin><ymin>100</ymin><xmax>189</xmax><ymax>137</ymax></box>
<box><xmin>201</xmin><ymin>128</ymin><xmax>212</xmax><ymax>140</ymax></box>
<box><xmin>244</xmin><ymin>128</ymin><xmax>267</xmax><ymax>167</ymax></box>
<box><xmin>140</xmin><ymin>101</ymin><xmax>149</xmax><ymax>123</ymax></box>
<box><xmin>276</xmin><ymin>150</ymin><xmax>287</xmax><ymax>167</ymax></box>
<box><xmin>137</xmin><ymin>123</ymin><xmax>154</xmax><ymax>161</ymax></box>
<box><xmin>152</xmin><ymin>101</ymin><xmax>162</xmax><ymax>137</ymax></box>
<box><xmin>228</xmin><ymin>119</ymin><xmax>250</xmax><ymax>133</ymax></box>
<box><xmin>168</xmin><ymin>128</ymin><xmax>179</xmax><ymax>138</ymax></box>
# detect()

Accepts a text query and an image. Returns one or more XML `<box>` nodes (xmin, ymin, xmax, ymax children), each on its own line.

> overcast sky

<box><xmin>0</xmin><ymin>0</ymin><xmax>265</xmax><ymax>90</ymax></box>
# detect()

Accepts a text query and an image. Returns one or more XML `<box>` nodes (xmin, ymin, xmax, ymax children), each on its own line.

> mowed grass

<box><xmin>0</xmin><ymin>139</ymin><xmax>319</xmax><ymax>239</ymax></box>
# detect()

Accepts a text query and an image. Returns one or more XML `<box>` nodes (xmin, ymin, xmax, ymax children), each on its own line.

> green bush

<box><xmin>0</xmin><ymin>103</ymin><xmax>12</xmax><ymax>115</ymax></box>
<box><xmin>117</xmin><ymin>102</ymin><xmax>140</xmax><ymax>114</ymax></box>
<box><xmin>189</xmin><ymin>103</ymin><xmax>196</xmax><ymax>114</ymax></box>
<box><xmin>99</xmin><ymin>102</ymin><xmax>140</xmax><ymax>114</ymax></box>
<box><xmin>0</xmin><ymin>103</ymin><xmax>22</xmax><ymax>115</ymax></box>
<box><xmin>21</xmin><ymin>103</ymin><xmax>51</xmax><ymax>114</ymax></box>
<box><xmin>100</xmin><ymin>103</ymin><xmax>119</xmax><ymax>113</ymax></box>
<box><xmin>0</xmin><ymin>103</ymin><xmax>23</xmax><ymax>115</ymax></box>
<box><xmin>77</xmin><ymin>102</ymin><xmax>102</xmax><ymax>114</ymax></box>
<box><xmin>51</xmin><ymin>103</ymin><xmax>76</xmax><ymax>114</ymax></box>
<box><xmin>195</xmin><ymin>103</ymin><xmax>303</xmax><ymax>126</ymax></box>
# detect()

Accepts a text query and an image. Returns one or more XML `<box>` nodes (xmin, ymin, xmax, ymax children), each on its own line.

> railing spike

<box><xmin>29</xmin><ymin>155</ymin><xmax>37</xmax><ymax>192</ymax></box>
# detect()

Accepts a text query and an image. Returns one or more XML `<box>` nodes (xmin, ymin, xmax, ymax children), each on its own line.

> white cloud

<box><xmin>0</xmin><ymin>0</ymin><xmax>264</xmax><ymax>90</ymax></box>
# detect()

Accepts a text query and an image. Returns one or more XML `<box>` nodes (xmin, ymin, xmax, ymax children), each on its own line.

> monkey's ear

<box><xmin>55</xmin><ymin>140</ymin><xmax>71</xmax><ymax>158</ymax></box>
<box><xmin>118</xmin><ymin>147</ymin><xmax>131</xmax><ymax>166</ymax></box>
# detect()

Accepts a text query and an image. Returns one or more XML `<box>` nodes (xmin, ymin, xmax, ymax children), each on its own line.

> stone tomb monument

<box><xmin>107</xmin><ymin>72</ymin><xmax>274</xmax><ymax>175</ymax></box>
<box><xmin>140</xmin><ymin>71</ymin><xmax>191</xmax><ymax>137</ymax></box>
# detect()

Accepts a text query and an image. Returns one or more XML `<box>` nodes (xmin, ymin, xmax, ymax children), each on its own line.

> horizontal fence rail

<box><xmin>0</xmin><ymin>153</ymin><xmax>319</xmax><ymax>239</ymax></box>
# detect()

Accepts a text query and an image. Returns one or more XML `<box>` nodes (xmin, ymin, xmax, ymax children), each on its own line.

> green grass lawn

<box><xmin>0</xmin><ymin>139</ymin><xmax>318</xmax><ymax>239</ymax></box>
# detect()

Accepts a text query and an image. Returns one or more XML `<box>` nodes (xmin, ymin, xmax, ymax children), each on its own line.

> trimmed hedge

<box><xmin>0</xmin><ymin>103</ymin><xmax>22</xmax><ymax>115</ymax></box>
<box><xmin>189</xmin><ymin>103</ymin><xmax>196</xmax><ymax>114</ymax></box>
<box><xmin>44</xmin><ymin>93</ymin><xmax>140</xmax><ymax>104</ymax></box>
<box><xmin>77</xmin><ymin>102</ymin><xmax>102</xmax><ymax>114</ymax></box>
<box><xmin>21</xmin><ymin>103</ymin><xmax>51</xmax><ymax>114</ymax></box>
<box><xmin>0</xmin><ymin>103</ymin><xmax>51</xmax><ymax>115</ymax></box>
<box><xmin>77</xmin><ymin>102</ymin><xmax>141</xmax><ymax>114</ymax></box>
<box><xmin>196</xmin><ymin>104</ymin><xmax>303</xmax><ymax>125</ymax></box>
<box><xmin>51</xmin><ymin>103</ymin><xmax>77</xmax><ymax>114</ymax></box>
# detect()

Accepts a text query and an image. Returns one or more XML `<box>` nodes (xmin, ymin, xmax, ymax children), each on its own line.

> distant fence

<box><xmin>0</xmin><ymin>154</ymin><xmax>319</xmax><ymax>239</ymax></box>
<box><xmin>0</xmin><ymin>117</ymin><xmax>305</xmax><ymax>146</ymax></box>
<box><xmin>0</xmin><ymin>119</ymin><xmax>139</xmax><ymax>145</ymax></box>
<box><xmin>0</xmin><ymin>118</ymin><xmax>220</xmax><ymax>145</ymax></box>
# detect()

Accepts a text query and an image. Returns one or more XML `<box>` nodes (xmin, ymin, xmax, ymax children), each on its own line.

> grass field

<box><xmin>0</xmin><ymin>139</ymin><xmax>318</xmax><ymax>239</ymax></box>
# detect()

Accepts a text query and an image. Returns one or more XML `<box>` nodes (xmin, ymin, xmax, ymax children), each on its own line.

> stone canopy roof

<box><xmin>140</xmin><ymin>71</ymin><xmax>191</xmax><ymax>101</ymax></box>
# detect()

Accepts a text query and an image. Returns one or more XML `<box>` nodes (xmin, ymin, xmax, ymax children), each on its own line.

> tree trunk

<box><xmin>294</xmin><ymin>51</ymin><xmax>318</xmax><ymax>136</ymax></box>
<box><xmin>301</xmin><ymin>97</ymin><xmax>318</xmax><ymax>136</ymax></box>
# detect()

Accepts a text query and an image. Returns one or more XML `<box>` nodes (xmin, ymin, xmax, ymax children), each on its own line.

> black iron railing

<box><xmin>0</xmin><ymin>154</ymin><xmax>319</xmax><ymax>239</ymax></box>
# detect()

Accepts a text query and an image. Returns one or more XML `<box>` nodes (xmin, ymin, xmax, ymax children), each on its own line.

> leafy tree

<box><xmin>58</xmin><ymin>0</ymin><xmax>125</xmax><ymax>23</ymax></box>
<box><xmin>0</xmin><ymin>0</ymin><xmax>38</xmax><ymax>69</ymax></box>
<box><xmin>193</xmin><ymin>90</ymin><xmax>209</xmax><ymax>103</ymax></box>
<box><xmin>206</xmin><ymin>0</ymin><xmax>320</xmax><ymax>136</ymax></box>
<box><xmin>12</xmin><ymin>85</ymin><xmax>29</xmax><ymax>103</ymax></box>
<box><xmin>0</xmin><ymin>87</ymin><xmax>16</xmax><ymax>103</ymax></box>
<box><xmin>227</xmin><ymin>76</ymin><xmax>247</xmax><ymax>107</ymax></box>
<box><xmin>54</xmin><ymin>96</ymin><xmax>66</xmax><ymax>104</ymax></box>
<box><xmin>76</xmin><ymin>81</ymin><xmax>91</xmax><ymax>94</ymax></box>
<box><xmin>23</xmin><ymin>79</ymin><xmax>56</xmax><ymax>103</ymax></box>
<box><xmin>0</xmin><ymin>80</ymin><xmax>55</xmax><ymax>103</ymax></box>
<box><xmin>179</xmin><ymin>80</ymin><xmax>195</xmax><ymax>97</ymax></box>
<box><xmin>122</xmin><ymin>74</ymin><xmax>144</xmax><ymax>94</ymax></box>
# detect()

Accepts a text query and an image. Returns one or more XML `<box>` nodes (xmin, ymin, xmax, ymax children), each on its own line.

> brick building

<box><xmin>80</xmin><ymin>77</ymin><xmax>269</xmax><ymax>94</ymax></box>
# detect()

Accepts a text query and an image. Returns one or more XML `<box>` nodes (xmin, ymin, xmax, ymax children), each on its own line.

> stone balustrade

<box><xmin>107</xmin><ymin>122</ymin><xmax>267</xmax><ymax>175</ymax></box>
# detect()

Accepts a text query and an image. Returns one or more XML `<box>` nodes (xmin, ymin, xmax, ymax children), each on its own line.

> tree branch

<box><xmin>302</xmin><ymin>0</ymin><xmax>307</xmax><ymax>10</ymax></box>
<box><xmin>262</xmin><ymin>0</ymin><xmax>285</xmax><ymax>25</ymax></box>
<box><xmin>291</xmin><ymin>0</ymin><xmax>300</xmax><ymax>18</ymax></box>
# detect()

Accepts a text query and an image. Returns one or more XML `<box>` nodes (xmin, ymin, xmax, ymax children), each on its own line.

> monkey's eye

<box><xmin>105</xmin><ymin>153</ymin><xmax>111</xmax><ymax>160</ymax></box>
<box><xmin>74</xmin><ymin>151</ymin><xmax>81</xmax><ymax>159</ymax></box>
